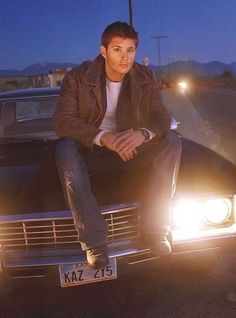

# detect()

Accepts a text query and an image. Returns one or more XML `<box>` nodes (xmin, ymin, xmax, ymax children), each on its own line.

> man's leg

<box><xmin>138</xmin><ymin>131</ymin><xmax>182</xmax><ymax>254</ymax></box>
<box><xmin>55</xmin><ymin>138</ymin><xmax>109</xmax><ymax>268</ymax></box>
<box><xmin>82</xmin><ymin>130</ymin><xmax>182</xmax><ymax>254</ymax></box>
<box><xmin>81</xmin><ymin>130</ymin><xmax>182</xmax><ymax>255</ymax></box>
<box><xmin>55</xmin><ymin>132</ymin><xmax>182</xmax><ymax>263</ymax></box>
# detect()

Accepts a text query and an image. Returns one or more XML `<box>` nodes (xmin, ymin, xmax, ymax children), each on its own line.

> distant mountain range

<box><xmin>0</xmin><ymin>63</ymin><xmax>76</xmax><ymax>76</ymax></box>
<box><xmin>0</xmin><ymin>61</ymin><xmax>236</xmax><ymax>77</ymax></box>
<box><xmin>151</xmin><ymin>61</ymin><xmax>236</xmax><ymax>77</ymax></box>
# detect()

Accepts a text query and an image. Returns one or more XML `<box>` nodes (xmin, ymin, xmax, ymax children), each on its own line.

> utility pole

<box><xmin>151</xmin><ymin>35</ymin><xmax>167</xmax><ymax>81</ymax></box>
<box><xmin>128</xmin><ymin>0</ymin><xmax>133</xmax><ymax>26</ymax></box>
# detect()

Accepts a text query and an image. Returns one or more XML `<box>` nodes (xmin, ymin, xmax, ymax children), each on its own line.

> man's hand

<box><xmin>101</xmin><ymin>129</ymin><xmax>145</xmax><ymax>161</ymax></box>
<box><xmin>113</xmin><ymin>130</ymin><xmax>145</xmax><ymax>154</ymax></box>
<box><xmin>100</xmin><ymin>131</ymin><xmax>121</xmax><ymax>152</ymax></box>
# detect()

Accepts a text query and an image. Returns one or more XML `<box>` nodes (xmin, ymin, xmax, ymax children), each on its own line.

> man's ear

<box><xmin>100</xmin><ymin>45</ymin><xmax>107</xmax><ymax>59</ymax></box>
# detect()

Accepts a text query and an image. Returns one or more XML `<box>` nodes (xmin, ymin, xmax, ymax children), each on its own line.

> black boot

<box><xmin>143</xmin><ymin>233</ymin><xmax>171</xmax><ymax>256</ymax></box>
<box><xmin>86</xmin><ymin>244</ymin><xmax>109</xmax><ymax>269</ymax></box>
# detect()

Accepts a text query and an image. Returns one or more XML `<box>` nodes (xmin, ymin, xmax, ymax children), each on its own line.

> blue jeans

<box><xmin>55</xmin><ymin>131</ymin><xmax>182</xmax><ymax>250</ymax></box>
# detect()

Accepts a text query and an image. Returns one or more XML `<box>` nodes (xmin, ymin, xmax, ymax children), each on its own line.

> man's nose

<box><xmin>121</xmin><ymin>51</ymin><xmax>128</xmax><ymax>60</ymax></box>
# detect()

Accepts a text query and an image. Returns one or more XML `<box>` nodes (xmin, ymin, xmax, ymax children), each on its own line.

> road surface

<box><xmin>0</xmin><ymin>253</ymin><xmax>236</xmax><ymax>317</ymax></box>
<box><xmin>162</xmin><ymin>87</ymin><xmax>236</xmax><ymax>166</ymax></box>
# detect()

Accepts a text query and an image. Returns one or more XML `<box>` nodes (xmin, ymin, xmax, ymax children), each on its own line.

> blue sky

<box><xmin>0</xmin><ymin>0</ymin><xmax>235</xmax><ymax>69</ymax></box>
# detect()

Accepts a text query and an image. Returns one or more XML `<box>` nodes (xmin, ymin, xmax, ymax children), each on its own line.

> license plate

<box><xmin>59</xmin><ymin>258</ymin><xmax>117</xmax><ymax>287</ymax></box>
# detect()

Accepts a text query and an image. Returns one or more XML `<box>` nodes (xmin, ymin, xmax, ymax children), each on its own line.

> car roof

<box><xmin>0</xmin><ymin>87</ymin><xmax>60</xmax><ymax>101</ymax></box>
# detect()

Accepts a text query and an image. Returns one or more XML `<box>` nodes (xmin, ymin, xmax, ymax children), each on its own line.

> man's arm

<box><xmin>146</xmin><ymin>72</ymin><xmax>171</xmax><ymax>140</ymax></box>
<box><xmin>100</xmin><ymin>71</ymin><xmax>170</xmax><ymax>161</ymax></box>
<box><xmin>53</xmin><ymin>71</ymin><xmax>101</xmax><ymax>149</ymax></box>
<box><xmin>109</xmin><ymin>68</ymin><xmax>171</xmax><ymax>159</ymax></box>
<box><xmin>103</xmin><ymin>72</ymin><xmax>170</xmax><ymax>160</ymax></box>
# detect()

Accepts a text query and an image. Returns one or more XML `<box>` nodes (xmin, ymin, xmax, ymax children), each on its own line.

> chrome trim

<box><xmin>4</xmin><ymin>232</ymin><xmax>236</xmax><ymax>269</ymax></box>
<box><xmin>6</xmin><ymin>132</ymin><xmax>58</xmax><ymax>140</ymax></box>
<box><xmin>0</xmin><ymin>203</ymin><xmax>140</xmax><ymax>250</ymax></box>
<box><xmin>0</xmin><ymin>202</ymin><xmax>140</xmax><ymax>223</ymax></box>
<box><xmin>0</xmin><ymin>95</ymin><xmax>59</xmax><ymax>102</ymax></box>
<box><xmin>172</xmin><ymin>223</ymin><xmax>236</xmax><ymax>245</ymax></box>
<box><xmin>1</xmin><ymin>199</ymin><xmax>236</xmax><ymax>273</ymax></box>
<box><xmin>0</xmin><ymin>87</ymin><xmax>60</xmax><ymax>101</ymax></box>
<box><xmin>9</xmin><ymin>274</ymin><xmax>46</xmax><ymax>279</ymax></box>
<box><xmin>128</xmin><ymin>247</ymin><xmax>220</xmax><ymax>265</ymax></box>
<box><xmin>170</xmin><ymin>117</ymin><xmax>179</xmax><ymax>130</ymax></box>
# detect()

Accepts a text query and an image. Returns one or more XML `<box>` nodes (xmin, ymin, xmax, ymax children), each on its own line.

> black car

<box><xmin>0</xmin><ymin>87</ymin><xmax>235</xmax><ymax>291</ymax></box>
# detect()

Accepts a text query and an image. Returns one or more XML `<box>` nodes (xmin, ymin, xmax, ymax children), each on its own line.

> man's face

<box><xmin>100</xmin><ymin>36</ymin><xmax>136</xmax><ymax>82</ymax></box>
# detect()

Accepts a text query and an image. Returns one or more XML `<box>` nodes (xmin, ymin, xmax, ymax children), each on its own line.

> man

<box><xmin>53</xmin><ymin>21</ymin><xmax>182</xmax><ymax>270</ymax></box>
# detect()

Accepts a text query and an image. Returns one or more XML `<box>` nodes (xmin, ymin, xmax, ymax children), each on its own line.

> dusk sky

<box><xmin>0</xmin><ymin>0</ymin><xmax>235</xmax><ymax>70</ymax></box>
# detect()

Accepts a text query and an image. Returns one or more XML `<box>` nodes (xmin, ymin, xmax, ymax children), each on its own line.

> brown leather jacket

<box><xmin>53</xmin><ymin>55</ymin><xmax>171</xmax><ymax>148</ymax></box>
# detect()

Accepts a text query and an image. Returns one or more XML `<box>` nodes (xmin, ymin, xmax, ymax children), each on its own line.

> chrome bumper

<box><xmin>1</xmin><ymin>200</ymin><xmax>236</xmax><ymax>278</ymax></box>
<box><xmin>2</xmin><ymin>223</ymin><xmax>236</xmax><ymax>272</ymax></box>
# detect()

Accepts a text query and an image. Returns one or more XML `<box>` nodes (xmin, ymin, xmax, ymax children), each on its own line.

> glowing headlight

<box><xmin>203</xmin><ymin>199</ymin><xmax>231</xmax><ymax>225</ymax></box>
<box><xmin>177</xmin><ymin>80</ymin><xmax>189</xmax><ymax>93</ymax></box>
<box><xmin>178</xmin><ymin>81</ymin><xmax>188</xmax><ymax>90</ymax></box>
<box><xmin>172</xmin><ymin>197</ymin><xmax>232</xmax><ymax>230</ymax></box>
<box><xmin>172</xmin><ymin>199</ymin><xmax>204</xmax><ymax>230</ymax></box>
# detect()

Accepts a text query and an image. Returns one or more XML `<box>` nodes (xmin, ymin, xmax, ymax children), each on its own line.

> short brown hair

<box><xmin>101</xmin><ymin>21</ymin><xmax>139</xmax><ymax>48</ymax></box>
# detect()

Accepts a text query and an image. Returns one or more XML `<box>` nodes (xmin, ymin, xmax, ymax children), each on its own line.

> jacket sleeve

<box><xmin>147</xmin><ymin>73</ymin><xmax>171</xmax><ymax>140</ymax></box>
<box><xmin>53</xmin><ymin>70</ymin><xmax>101</xmax><ymax>148</ymax></box>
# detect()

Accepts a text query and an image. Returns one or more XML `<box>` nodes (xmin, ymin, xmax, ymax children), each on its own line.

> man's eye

<box><xmin>128</xmin><ymin>48</ymin><xmax>135</xmax><ymax>53</ymax></box>
<box><xmin>114</xmin><ymin>48</ymin><xmax>120</xmax><ymax>52</ymax></box>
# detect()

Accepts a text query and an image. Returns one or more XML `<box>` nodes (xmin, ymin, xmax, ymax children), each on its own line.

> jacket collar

<box><xmin>81</xmin><ymin>54</ymin><xmax>150</xmax><ymax>86</ymax></box>
<box><xmin>81</xmin><ymin>55</ymin><xmax>105</xmax><ymax>85</ymax></box>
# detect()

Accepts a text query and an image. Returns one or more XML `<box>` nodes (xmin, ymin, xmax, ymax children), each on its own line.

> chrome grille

<box><xmin>0</xmin><ymin>204</ymin><xmax>140</xmax><ymax>250</ymax></box>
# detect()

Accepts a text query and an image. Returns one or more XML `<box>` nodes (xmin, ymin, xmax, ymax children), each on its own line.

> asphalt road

<box><xmin>162</xmin><ymin>87</ymin><xmax>236</xmax><ymax>166</ymax></box>
<box><xmin>189</xmin><ymin>88</ymin><xmax>236</xmax><ymax>165</ymax></box>
<box><xmin>0</xmin><ymin>253</ymin><xmax>236</xmax><ymax>318</ymax></box>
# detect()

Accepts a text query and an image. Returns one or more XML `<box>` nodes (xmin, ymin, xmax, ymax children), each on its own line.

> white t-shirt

<box><xmin>94</xmin><ymin>78</ymin><xmax>122</xmax><ymax>146</ymax></box>
<box><xmin>93</xmin><ymin>78</ymin><xmax>155</xmax><ymax>146</ymax></box>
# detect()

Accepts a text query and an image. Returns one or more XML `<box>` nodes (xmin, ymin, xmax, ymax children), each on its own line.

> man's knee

<box><xmin>55</xmin><ymin>138</ymin><xmax>81</xmax><ymax>158</ymax></box>
<box><xmin>166</xmin><ymin>131</ymin><xmax>182</xmax><ymax>154</ymax></box>
<box><xmin>55</xmin><ymin>138</ymin><xmax>88</xmax><ymax>183</ymax></box>
<box><xmin>151</xmin><ymin>131</ymin><xmax>182</xmax><ymax>158</ymax></box>
<box><xmin>55</xmin><ymin>138</ymin><xmax>84</xmax><ymax>166</ymax></box>
<box><xmin>55</xmin><ymin>138</ymin><xmax>77</xmax><ymax>153</ymax></box>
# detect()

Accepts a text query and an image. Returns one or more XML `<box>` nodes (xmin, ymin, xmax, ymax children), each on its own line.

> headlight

<box><xmin>178</xmin><ymin>81</ymin><xmax>188</xmax><ymax>90</ymax></box>
<box><xmin>172</xmin><ymin>197</ymin><xmax>232</xmax><ymax>230</ymax></box>
<box><xmin>177</xmin><ymin>80</ymin><xmax>189</xmax><ymax>93</ymax></box>
<box><xmin>172</xmin><ymin>199</ymin><xmax>204</xmax><ymax>230</ymax></box>
<box><xmin>203</xmin><ymin>199</ymin><xmax>231</xmax><ymax>225</ymax></box>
